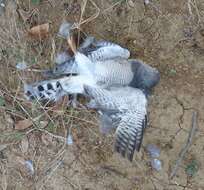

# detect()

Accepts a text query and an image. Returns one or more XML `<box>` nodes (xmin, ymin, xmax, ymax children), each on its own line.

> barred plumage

<box><xmin>23</xmin><ymin>37</ymin><xmax>160</xmax><ymax>161</ymax></box>
<box><xmin>47</xmin><ymin>39</ymin><xmax>130</xmax><ymax>77</ymax></box>
<box><xmin>25</xmin><ymin>38</ymin><xmax>159</xmax><ymax>102</ymax></box>
<box><xmin>84</xmin><ymin>85</ymin><xmax>147</xmax><ymax>161</ymax></box>
<box><xmin>52</xmin><ymin>51</ymin><xmax>160</xmax><ymax>91</ymax></box>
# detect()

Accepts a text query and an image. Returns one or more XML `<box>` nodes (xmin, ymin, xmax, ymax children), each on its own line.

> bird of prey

<box><xmin>47</xmin><ymin>37</ymin><xmax>159</xmax><ymax>91</ymax></box>
<box><xmin>83</xmin><ymin>85</ymin><xmax>147</xmax><ymax>161</ymax></box>
<box><xmin>24</xmin><ymin>38</ymin><xmax>159</xmax><ymax>102</ymax></box>
<box><xmin>23</xmin><ymin>36</ymin><xmax>160</xmax><ymax>161</ymax></box>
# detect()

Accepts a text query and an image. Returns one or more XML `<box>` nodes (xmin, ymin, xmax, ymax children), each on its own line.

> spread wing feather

<box><xmin>115</xmin><ymin>113</ymin><xmax>146</xmax><ymax>161</ymax></box>
<box><xmin>47</xmin><ymin>39</ymin><xmax>130</xmax><ymax>77</ymax></box>
<box><xmin>83</xmin><ymin>85</ymin><xmax>147</xmax><ymax>161</ymax></box>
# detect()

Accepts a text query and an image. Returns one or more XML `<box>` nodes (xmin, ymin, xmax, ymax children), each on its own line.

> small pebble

<box><xmin>146</xmin><ymin>144</ymin><xmax>160</xmax><ymax>158</ymax></box>
<box><xmin>151</xmin><ymin>158</ymin><xmax>162</xmax><ymax>171</ymax></box>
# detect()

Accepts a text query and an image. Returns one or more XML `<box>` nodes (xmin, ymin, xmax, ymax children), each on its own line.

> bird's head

<box><xmin>53</xmin><ymin>59</ymin><xmax>78</xmax><ymax>76</ymax></box>
<box><xmin>42</xmin><ymin>58</ymin><xmax>79</xmax><ymax>78</ymax></box>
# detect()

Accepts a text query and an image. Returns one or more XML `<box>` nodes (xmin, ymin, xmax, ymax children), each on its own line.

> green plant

<box><xmin>185</xmin><ymin>160</ymin><xmax>199</xmax><ymax>177</ymax></box>
<box><xmin>0</xmin><ymin>96</ymin><xmax>5</xmax><ymax>106</ymax></box>
<box><xmin>31</xmin><ymin>0</ymin><xmax>41</xmax><ymax>4</ymax></box>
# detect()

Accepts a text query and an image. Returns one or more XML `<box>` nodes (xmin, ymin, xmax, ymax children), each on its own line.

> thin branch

<box><xmin>170</xmin><ymin>111</ymin><xmax>198</xmax><ymax>179</ymax></box>
<box><xmin>37</xmin><ymin>128</ymin><xmax>66</xmax><ymax>141</ymax></box>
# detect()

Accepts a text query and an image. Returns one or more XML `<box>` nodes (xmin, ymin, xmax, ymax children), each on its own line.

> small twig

<box><xmin>37</xmin><ymin>160</ymin><xmax>63</xmax><ymax>190</ymax></box>
<box><xmin>187</xmin><ymin>0</ymin><xmax>193</xmax><ymax>16</ymax></box>
<box><xmin>67</xmin><ymin>35</ymin><xmax>77</xmax><ymax>54</ymax></box>
<box><xmin>71</xmin><ymin>0</ymin><xmax>100</xmax><ymax>30</ymax></box>
<box><xmin>100</xmin><ymin>165</ymin><xmax>127</xmax><ymax>177</ymax></box>
<box><xmin>170</xmin><ymin>111</ymin><xmax>198</xmax><ymax>179</ymax></box>
<box><xmin>102</xmin><ymin>0</ymin><xmax>122</xmax><ymax>14</ymax></box>
<box><xmin>37</xmin><ymin>128</ymin><xmax>66</xmax><ymax>141</ymax></box>
<box><xmin>63</xmin><ymin>176</ymin><xmax>80</xmax><ymax>190</ymax></box>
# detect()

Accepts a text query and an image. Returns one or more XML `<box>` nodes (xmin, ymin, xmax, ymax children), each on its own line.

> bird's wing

<box><xmin>114</xmin><ymin>111</ymin><xmax>147</xmax><ymax>161</ymax></box>
<box><xmin>83</xmin><ymin>85</ymin><xmax>121</xmax><ymax>112</ymax></box>
<box><xmin>81</xmin><ymin>38</ymin><xmax>130</xmax><ymax>61</ymax></box>
<box><xmin>74</xmin><ymin>52</ymin><xmax>95</xmax><ymax>76</ymax></box>
<box><xmin>98</xmin><ymin>112</ymin><xmax>118</xmax><ymax>134</ymax></box>
<box><xmin>87</xmin><ymin>45</ymin><xmax>130</xmax><ymax>62</ymax></box>
<box><xmin>84</xmin><ymin>85</ymin><xmax>147</xmax><ymax>161</ymax></box>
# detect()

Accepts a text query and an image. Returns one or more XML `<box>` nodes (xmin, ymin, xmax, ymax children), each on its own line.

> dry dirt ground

<box><xmin>0</xmin><ymin>0</ymin><xmax>204</xmax><ymax>190</ymax></box>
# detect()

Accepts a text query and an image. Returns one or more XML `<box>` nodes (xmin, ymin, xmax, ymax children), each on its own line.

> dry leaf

<box><xmin>28</xmin><ymin>23</ymin><xmax>49</xmax><ymax>39</ymax></box>
<box><xmin>15</xmin><ymin>119</ymin><xmax>33</xmax><ymax>130</ymax></box>
<box><xmin>20</xmin><ymin>137</ymin><xmax>29</xmax><ymax>153</ymax></box>
<box><xmin>15</xmin><ymin>116</ymin><xmax>41</xmax><ymax>130</ymax></box>
<box><xmin>67</xmin><ymin>35</ymin><xmax>76</xmax><ymax>54</ymax></box>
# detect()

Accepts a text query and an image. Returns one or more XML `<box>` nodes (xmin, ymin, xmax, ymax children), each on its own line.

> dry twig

<box><xmin>67</xmin><ymin>35</ymin><xmax>77</xmax><ymax>54</ymax></box>
<box><xmin>170</xmin><ymin>111</ymin><xmax>198</xmax><ymax>179</ymax></box>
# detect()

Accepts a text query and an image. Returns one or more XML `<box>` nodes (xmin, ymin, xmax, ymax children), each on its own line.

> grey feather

<box><xmin>98</xmin><ymin>112</ymin><xmax>118</xmax><ymax>134</ymax></box>
<box><xmin>48</xmin><ymin>38</ymin><xmax>130</xmax><ymax>77</ymax></box>
<box><xmin>83</xmin><ymin>85</ymin><xmax>147</xmax><ymax>161</ymax></box>
<box><xmin>40</xmin><ymin>37</ymin><xmax>159</xmax><ymax>98</ymax></box>
<box><xmin>129</xmin><ymin>59</ymin><xmax>160</xmax><ymax>93</ymax></box>
<box><xmin>51</xmin><ymin>56</ymin><xmax>160</xmax><ymax>93</ymax></box>
<box><xmin>24</xmin><ymin>56</ymin><xmax>159</xmax><ymax>108</ymax></box>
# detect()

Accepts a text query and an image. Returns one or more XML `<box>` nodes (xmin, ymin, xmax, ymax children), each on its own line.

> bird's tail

<box><xmin>24</xmin><ymin>78</ymin><xmax>67</xmax><ymax>102</ymax></box>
